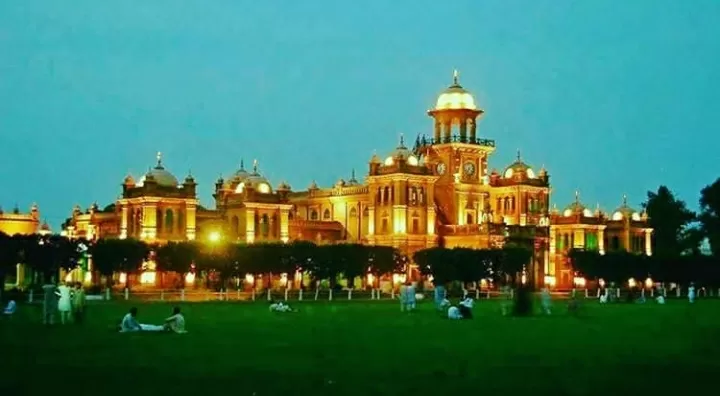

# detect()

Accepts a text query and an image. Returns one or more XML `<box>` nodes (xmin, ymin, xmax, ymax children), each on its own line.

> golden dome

<box><xmin>563</xmin><ymin>191</ymin><xmax>593</xmax><ymax>218</ymax></box>
<box><xmin>384</xmin><ymin>135</ymin><xmax>419</xmax><ymax>166</ymax></box>
<box><xmin>435</xmin><ymin>70</ymin><xmax>478</xmax><ymax>111</ymax></box>
<box><xmin>503</xmin><ymin>151</ymin><xmax>535</xmax><ymax>179</ymax></box>
<box><xmin>612</xmin><ymin>195</ymin><xmax>641</xmax><ymax>221</ymax></box>
<box><xmin>136</xmin><ymin>153</ymin><xmax>179</xmax><ymax>188</ymax></box>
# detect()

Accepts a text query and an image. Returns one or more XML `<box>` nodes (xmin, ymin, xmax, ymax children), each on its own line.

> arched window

<box><xmin>231</xmin><ymin>215</ymin><xmax>239</xmax><ymax>236</ymax></box>
<box><xmin>165</xmin><ymin>209</ymin><xmax>174</xmax><ymax>234</ymax></box>
<box><xmin>466</xmin><ymin>213</ymin><xmax>474</xmax><ymax>225</ymax></box>
<box><xmin>363</xmin><ymin>207</ymin><xmax>369</xmax><ymax>216</ymax></box>
<box><xmin>611</xmin><ymin>236</ymin><xmax>620</xmax><ymax>251</ymax></box>
<box><xmin>310</xmin><ymin>210</ymin><xmax>318</xmax><ymax>221</ymax></box>
<box><xmin>288</xmin><ymin>211</ymin><xmax>294</xmax><ymax>220</ymax></box>
<box><xmin>323</xmin><ymin>209</ymin><xmax>331</xmax><ymax>220</ymax></box>
<box><xmin>271</xmin><ymin>214</ymin><xmax>278</xmax><ymax>238</ymax></box>
<box><xmin>261</xmin><ymin>214</ymin><xmax>269</xmax><ymax>237</ymax></box>
<box><xmin>156</xmin><ymin>208</ymin><xmax>163</xmax><ymax>234</ymax></box>
<box><xmin>350</xmin><ymin>207</ymin><xmax>357</xmax><ymax>217</ymax></box>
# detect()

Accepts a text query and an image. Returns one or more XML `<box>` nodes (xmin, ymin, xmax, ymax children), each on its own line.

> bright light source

<box><xmin>628</xmin><ymin>277</ymin><xmax>637</xmax><ymax>288</ymax></box>
<box><xmin>392</xmin><ymin>273</ymin><xmax>406</xmax><ymax>284</ymax></box>
<box><xmin>208</xmin><ymin>231</ymin><xmax>221</xmax><ymax>242</ymax></box>
<box><xmin>366</xmin><ymin>273</ymin><xmax>375</xmax><ymax>286</ymax></box>
<box><xmin>245</xmin><ymin>273</ymin><xmax>255</xmax><ymax>285</ymax></box>
<box><xmin>573</xmin><ymin>276</ymin><xmax>586</xmax><ymax>288</ymax></box>
<box><xmin>645</xmin><ymin>277</ymin><xmax>653</xmax><ymax>288</ymax></box>
<box><xmin>599</xmin><ymin>278</ymin><xmax>606</xmax><ymax>288</ymax></box>
<box><xmin>544</xmin><ymin>275</ymin><xmax>556</xmax><ymax>287</ymax></box>
<box><xmin>140</xmin><ymin>271</ymin><xmax>156</xmax><ymax>285</ymax></box>
<box><xmin>185</xmin><ymin>272</ymin><xmax>195</xmax><ymax>285</ymax></box>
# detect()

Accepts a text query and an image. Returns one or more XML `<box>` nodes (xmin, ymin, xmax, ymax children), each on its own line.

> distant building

<box><xmin>62</xmin><ymin>71</ymin><xmax>651</xmax><ymax>288</ymax></box>
<box><xmin>0</xmin><ymin>203</ymin><xmax>50</xmax><ymax>236</ymax></box>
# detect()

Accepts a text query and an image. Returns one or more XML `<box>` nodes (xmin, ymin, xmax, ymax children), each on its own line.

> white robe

<box><xmin>447</xmin><ymin>306</ymin><xmax>462</xmax><ymax>320</ymax></box>
<box><xmin>57</xmin><ymin>285</ymin><xmax>72</xmax><ymax>312</ymax></box>
<box><xmin>688</xmin><ymin>287</ymin><xmax>696</xmax><ymax>303</ymax></box>
<box><xmin>270</xmin><ymin>303</ymin><xmax>292</xmax><ymax>312</ymax></box>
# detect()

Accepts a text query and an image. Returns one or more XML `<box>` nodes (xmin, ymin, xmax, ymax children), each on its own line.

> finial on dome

<box><xmin>575</xmin><ymin>190</ymin><xmax>580</xmax><ymax>203</ymax></box>
<box><xmin>156</xmin><ymin>151</ymin><xmax>162</xmax><ymax>167</ymax></box>
<box><xmin>399</xmin><ymin>133</ymin><xmax>405</xmax><ymax>147</ymax></box>
<box><xmin>253</xmin><ymin>159</ymin><xmax>258</xmax><ymax>174</ymax></box>
<box><xmin>622</xmin><ymin>194</ymin><xmax>628</xmax><ymax>206</ymax></box>
<box><xmin>351</xmin><ymin>169</ymin><xmax>356</xmax><ymax>180</ymax></box>
<box><xmin>240</xmin><ymin>159</ymin><xmax>245</xmax><ymax>170</ymax></box>
<box><xmin>453</xmin><ymin>69</ymin><xmax>459</xmax><ymax>85</ymax></box>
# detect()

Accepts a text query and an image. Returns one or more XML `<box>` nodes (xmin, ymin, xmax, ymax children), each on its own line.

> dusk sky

<box><xmin>1</xmin><ymin>0</ymin><xmax>719</xmax><ymax>228</ymax></box>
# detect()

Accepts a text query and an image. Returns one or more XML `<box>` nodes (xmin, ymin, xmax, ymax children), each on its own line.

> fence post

<box><xmin>267</xmin><ymin>288</ymin><xmax>271</xmax><ymax>301</ymax></box>
<box><xmin>299</xmin><ymin>288</ymin><xmax>303</xmax><ymax>301</ymax></box>
<box><xmin>251</xmin><ymin>289</ymin><xmax>256</xmax><ymax>301</ymax></box>
<box><xmin>391</xmin><ymin>289</ymin><xmax>395</xmax><ymax>300</ymax></box>
<box><xmin>329</xmin><ymin>288</ymin><xmax>333</xmax><ymax>301</ymax></box>
<box><xmin>616</xmin><ymin>288</ymin><xmax>620</xmax><ymax>298</ymax></box>
<box><xmin>284</xmin><ymin>288</ymin><xmax>289</xmax><ymax>301</ymax></box>
<box><xmin>237</xmin><ymin>289</ymin><xmax>240</xmax><ymax>300</ymax></box>
<box><xmin>106</xmin><ymin>288</ymin><xmax>111</xmax><ymax>300</ymax></box>
<box><xmin>650</xmin><ymin>288</ymin><xmax>654</xmax><ymax>297</ymax></box>
<box><xmin>160</xmin><ymin>290</ymin><xmax>164</xmax><ymax>301</ymax></box>
<box><xmin>641</xmin><ymin>289</ymin><xmax>645</xmax><ymax>298</ymax></box>
<box><xmin>181</xmin><ymin>289</ymin><xmax>185</xmax><ymax>301</ymax></box>
<box><xmin>486</xmin><ymin>289</ymin><xmax>490</xmax><ymax>299</ymax></box>
<box><xmin>475</xmin><ymin>289</ymin><xmax>480</xmax><ymax>300</ymax></box>
<box><xmin>584</xmin><ymin>289</ymin><xmax>589</xmax><ymax>298</ymax></box>
<box><xmin>28</xmin><ymin>289</ymin><xmax>34</xmax><ymax>303</ymax></box>
<box><xmin>314</xmin><ymin>288</ymin><xmax>319</xmax><ymax>301</ymax></box>
<box><xmin>676</xmin><ymin>287</ymin><xmax>681</xmax><ymax>298</ymax></box>
<box><xmin>510</xmin><ymin>289</ymin><xmax>515</xmax><ymax>299</ymax></box>
<box><xmin>124</xmin><ymin>288</ymin><xmax>129</xmax><ymax>300</ymax></box>
<box><xmin>348</xmin><ymin>289</ymin><xmax>352</xmax><ymax>300</ymax></box>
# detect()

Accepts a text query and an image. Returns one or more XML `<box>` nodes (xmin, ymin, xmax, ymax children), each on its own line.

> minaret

<box><xmin>427</xmin><ymin>70</ymin><xmax>484</xmax><ymax>144</ymax></box>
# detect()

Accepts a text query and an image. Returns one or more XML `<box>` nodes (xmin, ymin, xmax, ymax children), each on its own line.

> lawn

<box><xmin>2</xmin><ymin>298</ymin><xmax>719</xmax><ymax>395</ymax></box>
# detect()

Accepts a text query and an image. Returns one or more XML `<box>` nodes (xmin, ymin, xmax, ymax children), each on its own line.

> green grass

<box><xmin>2</xmin><ymin>298</ymin><xmax>719</xmax><ymax>395</ymax></box>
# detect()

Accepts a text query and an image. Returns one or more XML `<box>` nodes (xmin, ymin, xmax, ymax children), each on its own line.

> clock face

<box><xmin>436</xmin><ymin>162</ymin><xmax>446</xmax><ymax>175</ymax></box>
<box><xmin>464</xmin><ymin>162</ymin><xmax>476</xmax><ymax>176</ymax></box>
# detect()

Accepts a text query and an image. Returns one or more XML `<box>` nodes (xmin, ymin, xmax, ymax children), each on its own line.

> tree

<box><xmin>568</xmin><ymin>249</ymin><xmax>603</xmax><ymax>279</ymax></box>
<box><xmin>90</xmin><ymin>238</ymin><xmax>149</xmax><ymax>288</ymax></box>
<box><xmin>498</xmin><ymin>246</ymin><xmax>532</xmax><ymax>285</ymax></box>
<box><xmin>415</xmin><ymin>247</ymin><xmax>456</xmax><ymax>286</ymax></box>
<box><xmin>699</xmin><ymin>178</ymin><xmax>720</xmax><ymax>256</ymax></box>
<box><xmin>155</xmin><ymin>241</ymin><xmax>200</xmax><ymax>288</ymax></box>
<box><xmin>644</xmin><ymin>186</ymin><xmax>697</xmax><ymax>258</ymax></box>
<box><xmin>367</xmin><ymin>246</ymin><xmax>397</xmax><ymax>288</ymax></box>
<box><xmin>0</xmin><ymin>233</ymin><xmax>22</xmax><ymax>300</ymax></box>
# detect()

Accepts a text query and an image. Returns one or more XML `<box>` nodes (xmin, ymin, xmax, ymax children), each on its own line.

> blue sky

<box><xmin>1</xmin><ymin>0</ymin><xmax>719</xmax><ymax>228</ymax></box>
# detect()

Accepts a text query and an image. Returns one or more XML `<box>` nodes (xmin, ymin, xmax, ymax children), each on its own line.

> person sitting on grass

<box><xmin>656</xmin><ymin>295</ymin><xmax>666</xmax><ymax>305</ymax></box>
<box><xmin>3</xmin><ymin>300</ymin><xmax>16</xmax><ymax>317</ymax></box>
<box><xmin>118</xmin><ymin>307</ymin><xmax>165</xmax><ymax>332</ymax></box>
<box><xmin>458</xmin><ymin>297</ymin><xmax>474</xmax><ymax>319</ymax></box>
<box><xmin>447</xmin><ymin>304</ymin><xmax>463</xmax><ymax>320</ymax></box>
<box><xmin>269</xmin><ymin>300</ymin><xmax>295</xmax><ymax>313</ymax></box>
<box><xmin>163</xmin><ymin>307</ymin><xmax>187</xmax><ymax>334</ymax></box>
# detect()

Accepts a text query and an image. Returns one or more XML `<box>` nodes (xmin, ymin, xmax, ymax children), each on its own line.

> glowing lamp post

<box><xmin>599</xmin><ymin>278</ymin><xmax>606</xmax><ymax>288</ymax></box>
<box><xmin>645</xmin><ymin>277</ymin><xmax>653</xmax><ymax>289</ymax></box>
<box><xmin>628</xmin><ymin>277</ymin><xmax>637</xmax><ymax>288</ymax></box>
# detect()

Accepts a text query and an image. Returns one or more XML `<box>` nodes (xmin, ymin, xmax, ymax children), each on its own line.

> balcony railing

<box><xmin>413</xmin><ymin>134</ymin><xmax>495</xmax><ymax>153</ymax></box>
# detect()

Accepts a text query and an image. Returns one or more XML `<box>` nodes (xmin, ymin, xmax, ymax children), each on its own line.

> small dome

<box><xmin>277</xmin><ymin>181</ymin><xmax>291</xmax><ymax>191</ymax></box>
<box><xmin>612</xmin><ymin>195</ymin><xmax>640</xmax><ymax>221</ymax></box>
<box><xmin>347</xmin><ymin>170</ymin><xmax>360</xmax><ymax>186</ymax></box>
<box><xmin>123</xmin><ymin>174</ymin><xmax>135</xmax><ymax>186</ymax></box>
<box><xmin>230</xmin><ymin>159</ymin><xmax>250</xmax><ymax>183</ymax></box>
<box><xmin>184</xmin><ymin>172</ymin><xmax>195</xmax><ymax>184</ymax></box>
<box><xmin>369</xmin><ymin>152</ymin><xmax>382</xmax><ymax>164</ymax></box>
<box><xmin>384</xmin><ymin>135</ymin><xmax>418</xmax><ymax>165</ymax></box>
<box><xmin>503</xmin><ymin>152</ymin><xmax>535</xmax><ymax>179</ymax></box>
<box><xmin>136</xmin><ymin>153</ymin><xmax>179</xmax><ymax>187</ymax></box>
<box><xmin>434</xmin><ymin>70</ymin><xmax>478</xmax><ymax>111</ymax></box>
<box><xmin>308</xmin><ymin>180</ymin><xmax>318</xmax><ymax>190</ymax></box>
<box><xmin>563</xmin><ymin>192</ymin><xmax>594</xmax><ymax>218</ymax></box>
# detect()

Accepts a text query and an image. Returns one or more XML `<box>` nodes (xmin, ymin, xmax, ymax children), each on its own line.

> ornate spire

<box><xmin>453</xmin><ymin>69</ymin><xmax>459</xmax><ymax>85</ymax></box>
<box><xmin>351</xmin><ymin>169</ymin><xmax>356</xmax><ymax>180</ymax></box>
<box><xmin>622</xmin><ymin>194</ymin><xmax>628</xmax><ymax>206</ymax></box>
<box><xmin>399</xmin><ymin>133</ymin><xmax>405</xmax><ymax>147</ymax></box>
<box><xmin>240</xmin><ymin>159</ymin><xmax>245</xmax><ymax>170</ymax></box>
<box><xmin>156</xmin><ymin>151</ymin><xmax>163</xmax><ymax>168</ymax></box>
<box><xmin>253</xmin><ymin>159</ymin><xmax>258</xmax><ymax>174</ymax></box>
<box><xmin>516</xmin><ymin>149</ymin><xmax>521</xmax><ymax>161</ymax></box>
<box><xmin>575</xmin><ymin>190</ymin><xmax>580</xmax><ymax>203</ymax></box>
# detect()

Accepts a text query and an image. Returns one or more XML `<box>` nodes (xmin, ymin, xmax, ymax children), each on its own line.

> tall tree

<box><xmin>90</xmin><ymin>238</ymin><xmax>149</xmax><ymax>288</ymax></box>
<box><xmin>699</xmin><ymin>178</ymin><xmax>720</xmax><ymax>256</ymax></box>
<box><xmin>643</xmin><ymin>186</ymin><xmax>697</xmax><ymax>257</ymax></box>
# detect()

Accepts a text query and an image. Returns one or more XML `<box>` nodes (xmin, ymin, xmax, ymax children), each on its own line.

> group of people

<box><xmin>598</xmin><ymin>282</ymin><xmax>697</xmax><ymax>305</ymax></box>
<box><xmin>42</xmin><ymin>281</ymin><xmax>86</xmax><ymax>325</ymax></box>
<box><xmin>442</xmin><ymin>297</ymin><xmax>475</xmax><ymax>319</ymax></box>
<box><xmin>119</xmin><ymin>306</ymin><xmax>187</xmax><ymax>333</ymax></box>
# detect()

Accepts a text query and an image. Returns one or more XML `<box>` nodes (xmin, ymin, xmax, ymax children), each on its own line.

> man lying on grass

<box><xmin>118</xmin><ymin>307</ymin><xmax>168</xmax><ymax>333</ymax></box>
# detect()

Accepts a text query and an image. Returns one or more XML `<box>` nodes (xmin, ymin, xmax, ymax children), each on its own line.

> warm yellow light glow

<box><xmin>384</xmin><ymin>156</ymin><xmax>394</xmax><ymax>166</ymax></box>
<box><xmin>573</xmin><ymin>277</ymin><xmax>586</xmax><ymax>288</ymax></box>
<box><xmin>521</xmin><ymin>274</ymin><xmax>527</xmax><ymax>285</ymax></box>
<box><xmin>427</xmin><ymin>275</ymin><xmax>434</xmax><ymax>283</ymax></box>
<box><xmin>257</xmin><ymin>183</ymin><xmax>271</xmax><ymax>194</ymax></box>
<box><xmin>599</xmin><ymin>278</ymin><xmax>606</xmax><ymax>288</ymax></box>
<box><xmin>234</xmin><ymin>182</ymin><xmax>245</xmax><ymax>193</ymax></box>
<box><xmin>64</xmin><ymin>272</ymin><xmax>73</xmax><ymax>282</ymax></box>
<box><xmin>119</xmin><ymin>272</ymin><xmax>127</xmax><ymax>284</ymax></box>
<box><xmin>208</xmin><ymin>231</ymin><xmax>221</xmax><ymax>243</ymax></box>
<box><xmin>612</xmin><ymin>212</ymin><xmax>623</xmax><ymax>221</ymax></box>
<box><xmin>435</xmin><ymin>91</ymin><xmax>477</xmax><ymax>110</ymax></box>
<box><xmin>504</xmin><ymin>168</ymin><xmax>514</xmax><ymax>178</ymax></box>
<box><xmin>645</xmin><ymin>277</ymin><xmax>653</xmax><ymax>288</ymax></box>
<box><xmin>185</xmin><ymin>272</ymin><xmax>195</xmax><ymax>285</ymax></box>
<box><xmin>392</xmin><ymin>273</ymin><xmax>406</xmax><ymax>284</ymax></box>
<box><xmin>563</xmin><ymin>209</ymin><xmax>572</xmax><ymax>217</ymax></box>
<box><xmin>366</xmin><ymin>273</ymin><xmax>375</xmax><ymax>286</ymax></box>
<box><xmin>280</xmin><ymin>236</ymin><xmax>289</xmax><ymax>243</ymax></box>
<box><xmin>84</xmin><ymin>271</ymin><xmax>92</xmax><ymax>283</ymax></box>
<box><xmin>245</xmin><ymin>273</ymin><xmax>255</xmax><ymax>285</ymax></box>
<box><xmin>140</xmin><ymin>271</ymin><xmax>156</xmax><ymax>285</ymax></box>
<box><xmin>544</xmin><ymin>275</ymin><xmax>556</xmax><ymax>287</ymax></box>
<box><xmin>583</xmin><ymin>209</ymin><xmax>593</xmax><ymax>217</ymax></box>
<box><xmin>628</xmin><ymin>277</ymin><xmax>637</xmax><ymax>288</ymax></box>
<box><xmin>526</xmin><ymin>168</ymin><xmax>535</xmax><ymax>179</ymax></box>
<box><xmin>480</xmin><ymin>279</ymin><xmax>488</xmax><ymax>288</ymax></box>
<box><xmin>407</xmin><ymin>155</ymin><xmax>419</xmax><ymax>166</ymax></box>
<box><xmin>60</xmin><ymin>230</ymin><xmax>68</xmax><ymax>237</ymax></box>
<box><xmin>631</xmin><ymin>212</ymin><xmax>641</xmax><ymax>221</ymax></box>
<box><xmin>280</xmin><ymin>273</ymin><xmax>288</xmax><ymax>287</ymax></box>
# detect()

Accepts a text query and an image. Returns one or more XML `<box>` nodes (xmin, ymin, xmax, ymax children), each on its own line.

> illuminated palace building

<box><xmin>63</xmin><ymin>72</ymin><xmax>652</xmax><ymax>287</ymax></box>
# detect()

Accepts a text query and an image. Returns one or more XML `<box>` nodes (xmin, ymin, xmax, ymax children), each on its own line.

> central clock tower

<box><xmin>415</xmin><ymin>71</ymin><xmax>496</xmax><ymax>227</ymax></box>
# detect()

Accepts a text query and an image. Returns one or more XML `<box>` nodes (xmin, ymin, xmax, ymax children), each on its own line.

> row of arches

<box><xmin>376</xmin><ymin>185</ymin><xmax>427</xmax><ymax>206</ymax></box>
<box><xmin>229</xmin><ymin>213</ymin><xmax>278</xmax><ymax>240</ymax></box>
<box><xmin>125</xmin><ymin>207</ymin><xmax>185</xmax><ymax>238</ymax></box>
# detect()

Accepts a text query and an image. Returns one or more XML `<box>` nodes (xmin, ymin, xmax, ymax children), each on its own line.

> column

<box><xmin>185</xmin><ymin>203</ymin><xmax>197</xmax><ymax>241</ymax></box>
<box><xmin>443</xmin><ymin>121</ymin><xmax>452</xmax><ymax>142</ymax></box>
<box><xmin>549</xmin><ymin>227</ymin><xmax>557</xmax><ymax>276</ymax></box>
<box><xmin>120</xmin><ymin>205</ymin><xmax>128</xmax><ymax>239</ymax></box>
<box><xmin>368</xmin><ymin>206</ymin><xmax>375</xmax><ymax>235</ymax></box>
<box><xmin>246</xmin><ymin>209</ymin><xmax>256</xmax><ymax>243</ymax></box>
<box><xmin>469</xmin><ymin>119</ymin><xmax>477</xmax><ymax>142</ymax></box>
<box><xmin>644</xmin><ymin>229</ymin><xmax>652</xmax><ymax>256</ymax></box>
<box><xmin>434</xmin><ymin>121</ymin><xmax>441</xmax><ymax>142</ymax></box>
<box><xmin>280</xmin><ymin>208</ymin><xmax>290</xmax><ymax>243</ymax></box>
<box><xmin>598</xmin><ymin>228</ymin><xmax>605</xmax><ymax>255</ymax></box>
<box><xmin>458</xmin><ymin>196</ymin><xmax>467</xmax><ymax>226</ymax></box>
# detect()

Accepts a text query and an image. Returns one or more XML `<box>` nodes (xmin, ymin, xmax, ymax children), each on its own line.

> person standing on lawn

<box><xmin>72</xmin><ymin>282</ymin><xmax>86</xmax><ymax>324</ymax></box>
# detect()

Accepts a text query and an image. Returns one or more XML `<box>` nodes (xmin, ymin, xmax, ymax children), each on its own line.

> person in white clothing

<box><xmin>540</xmin><ymin>287</ymin><xmax>552</xmax><ymax>314</ymax></box>
<box><xmin>56</xmin><ymin>283</ymin><xmax>73</xmax><ymax>324</ymax></box>
<box><xmin>269</xmin><ymin>301</ymin><xmax>294</xmax><ymax>313</ymax></box>
<box><xmin>3</xmin><ymin>300</ymin><xmax>16</xmax><ymax>317</ymax></box>
<box><xmin>163</xmin><ymin>307</ymin><xmax>187</xmax><ymax>334</ymax></box>
<box><xmin>656</xmin><ymin>295</ymin><xmax>666</xmax><ymax>304</ymax></box>
<box><xmin>119</xmin><ymin>307</ymin><xmax>165</xmax><ymax>332</ymax></box>
<box><xmin>447</xmin><ymin>306</ymin><xmax>463</xmax><ymax>320</ymax></box>
<box><xmin>458</xmin><ymin>297</ymin><xmax>474</xmax><ymax>319</ymax></box>
<box><xmin>688</xmin><ymin>283</ymin><xmax>696</xmax><ymax>303</ymax></box>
